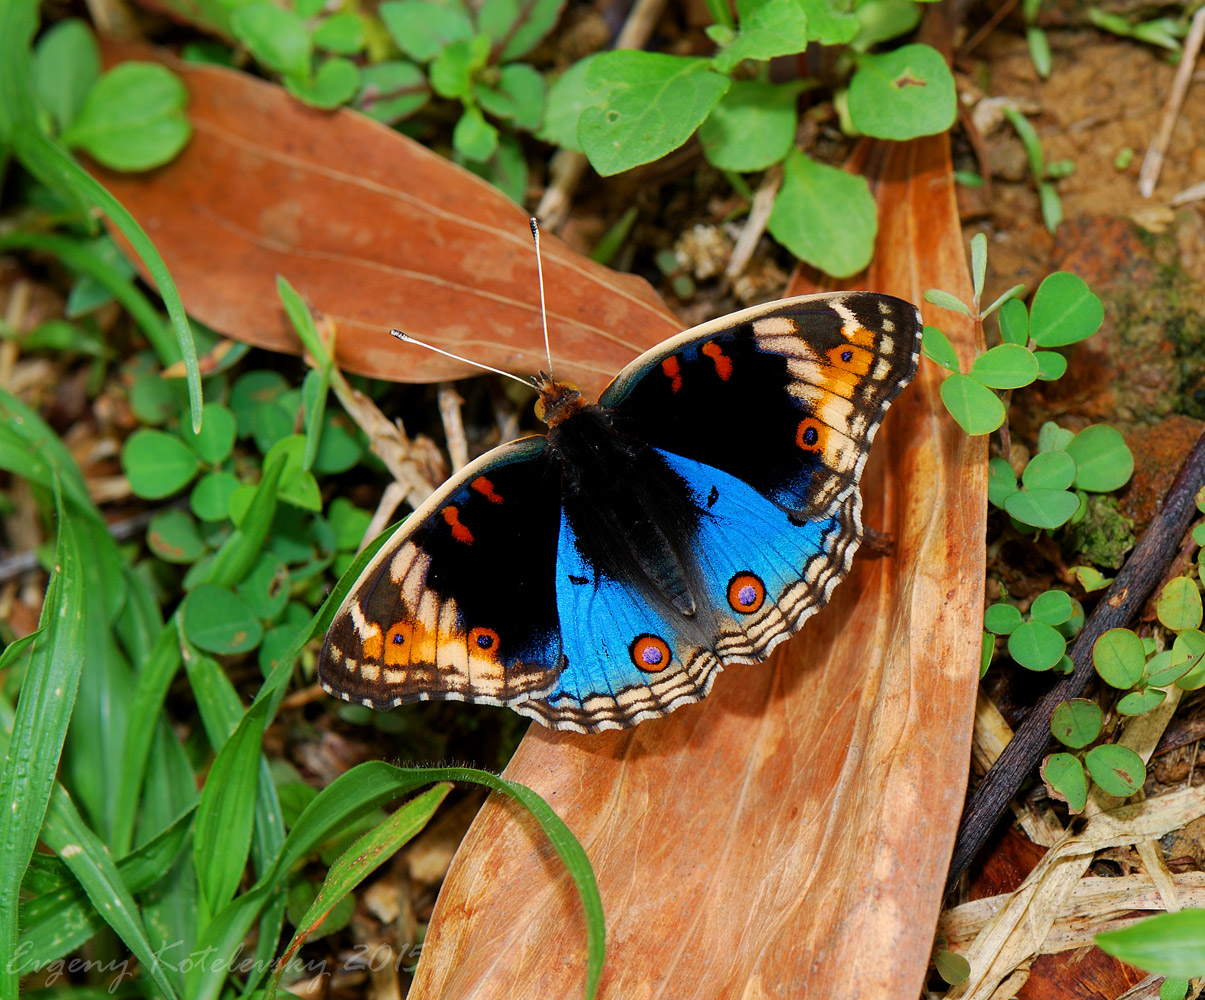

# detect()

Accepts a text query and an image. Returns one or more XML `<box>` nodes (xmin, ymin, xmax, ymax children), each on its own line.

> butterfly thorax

<box><xmin>546</xmin><ymin>404</ymin><xmax>705</xmax><ymax>621</ymax></box>
<box><xmin>532</xmin><ymin>372</ymin><xmax>585</xmax><ymax>427</ymax></box>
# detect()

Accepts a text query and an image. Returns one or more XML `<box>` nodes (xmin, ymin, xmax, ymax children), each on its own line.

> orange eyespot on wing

<box><xmin>468</xmin><ymin>626</ymin><xmax>501</xmax><ymax>656</ymax></box>
<box><xmin>630</xmin><ymin>634</ymin><xmax>672</xmax><ymax>673</ymax></box>
<box><xmin>795</xmin><ymin>418</ymin><xmax>827</xmax><ymax>454</ymax></box>
<box><xmin>727</xmin><ymin>573</ymin><xmax>766</xmax><ymax>614</ymax></box>
<box><xmin>825</xmin><ymin>343</ymin><xmax>874</xmax><ymax>376</ymax></box>
<box><xmin>701</xmin><ymin>342</ymin><xmax>733</xmax><ymax>381</ymax></box>
<box><xmin>384</xmin><ymin>621</ymin><xmax>414</xmax><ymax>666</ymax></box>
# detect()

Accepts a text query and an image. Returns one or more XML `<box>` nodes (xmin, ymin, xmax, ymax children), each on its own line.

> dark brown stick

<box><xmin>946</xmin><ymin>428</ymin><xmax>1205</xmax><ymax>890</ymax></box>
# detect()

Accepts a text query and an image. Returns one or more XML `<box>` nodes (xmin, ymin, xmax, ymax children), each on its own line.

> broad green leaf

<box><xmin>938</xmin><ymin>373</ymin><xmax>1005</xmax><ymax>435</ymax></box>
<box><xmin>1093</xmin><ymin>628</ymin><xmax>1146</xmax><ymax>688</ymax></box>
<box><xmin>997</xmin><ymin>296</ymin><xmax>1029</xmax><ymax>345</ymax></box>
<box><xmin>1050</xmin><ymin>699</ymin><xmax>1101</xmax><ymax>748</ymax></box>
<box><xmin>148</xmin><ymin>508</ymin><xmax>206</xmax><ymax>563</ymax></box>
<box><xmin>538</xmin><ymin>55</ymin><xmax>605</xmax><ymax>151</ymax></box>
<box><xmin>1117</xmin><ymin>687</ymin><xmax>1166</xmax><ymax>715</ymax></box>
<box><xmin>1070</xmin><ymin>565</ymin><xmax>1112</xmax><ymax>592</ymax></box>
<box><xmin>478</xmin><ymin>0</ymin><xmax>566</xmax><ymax>61</ymax></box>
<box><xmin>849</xmin><ymin>0</ymin><xmax>919</xmax><ymax>50</ymax></box>
<box><xmin>713</xmin><ymin>0</ymin><xmax>810</xmax><ymax>73</ymax></box>
<box><xmin>231</xmin><ymin>4</ymin><xmax>312</xmax><ymax>78</ymax></box>
<box><xmin>921</xmin><ymin>325</ymin><xmax>959</xmax><ymax>372</ymax></box>
<box><xmin>1021</xmin><ymin>450</ymin><xmax>1076</xmax><ymax>491</ymax></box>
<box><xmin>847</xmin><ymin>44</ymin><xmax>956</xmax><ymax>140</ymax></box>
<box><xmin>1033</xmin><ymin>350</ymin><xmax>1067</xmax><ymax>380</ymax></box>
<box><xmin>767</xmin><ymin>149</ymin><xmax>876</xmax><ymax>278</ymax></box>
<box><xmin>1029</xmin><ymin>271</ymin><xmax>1103</xmax><ymax>347</ymax></box>
<box><xmin>33</xmin><ymin>18</ymin><xmax>100</xmax><ymax>133</ymax></box>
<box><xmin>1003</xmin><ymin>488</ymin><xmax>1079</xmax><ymax>529</ymax></box>
<box><xmin>122</xmin><ymin>429</ymin><xmax>201</xmax><ymax>498</ymax></box>
<box><xmin>430</xmin><ymin>35</ymin><xmax>491</xmax><ymax>99</ymax></box>
<box><xmin>357</xmin><ymin>61</ymin><xmax>429</xmax><ymax>123</ymax></box>
<box><xmin>453</xmin><ymin>104</ymin><xmax>499</xmax><ymax>161</ymax></box>
<box><xmin>1157</xmin><ymin>576</ymin><xmax>1202</xmax><ymax>631</ymax></box>
<box><xmin>1007</xmin><ymin>620</ymin><xmax>1066</xmax><ymax>671</ymax></box>
<box><xmin>1037</xmin><ymin>420</ymin><xmax>1073</xmax><ymax>452</ymax></box>
<box><xmin>285</xmin><ymin>58</ymin><xmax>360</xmax><ymax>109</ymax></box>
<box><xmin>181</xmin><ymin>584</ymin><xmax>265</xmax><ymax>655</ymax></box>
<box><xmin>475</xmin><ymin>62</ymin><xmax>545</xmax><ymax>130</ymax></box>
<box><xmin>180</xmin><ymin>402</ymin><xmax>237</xmax><ymax>464</ymax></box>
<box><xmin>1041</xmin><ymin>752</ymin><xmax>1087</xmax><ymax>812</ymax></box>
<box><xmin>312</xmin><ymin>12</ymin><xmax>366</xmax><ymax>54</ymax></box>
<box><xmin>1085</xmin><ymin>743</ymin><xmax>1145</xmax><ymax>796</ymax></box>
<box><xmin>1056</xmin><ymin>598</ymin><xmax>1085</xmax><ymax>639</ymax></box>
<box><xmin>1066</xmin><ymin>424</ymin><xmax>1133</xmax><ymax>492</ymax></box>
<box><xmin>1030</xmin><ymin>589</ymin><xmax>1074</xmax><ymax>626</ymax></box>
<box><xmin>60</xmin><ymin>62</ymin><xmax>190</xmax><ymax>171</ymax></box>
<box><xmin>923</xmin><ymin>289</ymin><xmax>971</xmax><ymax>316</ymax></box>
<box><xmin>984</xmin><ymin>603</ymin><xmax>1022</xmax><ymax>635</ymax></box>
<box><xmin>987</xmin><ymin>457</ymin><xmax>1017</xmax><ymax>508</ymax></box>
<box><xmin>579</xmin><ymin>52</ymin><xmax>729</xmax><ymax>176</ymax></box>
<box><xmin>1173</xmin><ymin>630</ymin><xmax>1205</xmax><ymax>690</ymax></box>
<box><xmin>1097</xmin><ymin>909</ymin><xmax>1205</xmax><ymax>977</ymax></box>
<box><xmin>191</xmin><ymin>471</ymin><xmax>240</xmax><ymax>522</ymax></box>
<box><xmin>379</xmin><ymin>0</ymin><xmax>475</xmax><ymax>62</ymax></box>
<box><xmin>969</xmin><ymin>343</ymin><xmax>1039</xmax><ymax>389</ymax></box>
<box><xmin>934</xmin><ymin>948</ymin><xmax>971</xmax><ymax>986</ymax></box>
<box><xmin>698</xmin><ymin>78</ymin><xmax>802</xmax><ymax>172</ymax></box>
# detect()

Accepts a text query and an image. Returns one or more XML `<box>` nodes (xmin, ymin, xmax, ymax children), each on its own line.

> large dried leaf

<box><xmin>93</xmin><ymin>45</ymin><xmax>680</xmax><ymax>397</ymax></box>
<box><xmin>407</xmin><ymin>133</ymin><xmax>985</xmax><ymax>997</ymax></box>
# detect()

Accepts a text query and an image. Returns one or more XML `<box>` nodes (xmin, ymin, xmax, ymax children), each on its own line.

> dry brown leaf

<box><xmin>93</xmin><ymin>44</ymin><xmax>681</xmax><ymax>398</ymax></box>
<box><xmin>405</xmin><ymin>129</ymin><xmax>985</xmax><ymax>999</ymax></box>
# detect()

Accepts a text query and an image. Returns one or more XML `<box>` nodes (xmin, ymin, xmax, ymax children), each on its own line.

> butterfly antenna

<box><xmin>389</xmin><ymin>330</ymin><xmax>532</xmax><ymax>388</ymax></box>
<box><xmin>530</xmin><ymin>217</ymin><xmax>555</xmax><ymax>377</ymax></box>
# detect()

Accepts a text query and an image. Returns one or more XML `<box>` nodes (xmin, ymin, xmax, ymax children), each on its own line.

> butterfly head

<box><xmin>532</xmin><ymin>371</ymin><xmax>585</xmax><ymax>428</ymax></box>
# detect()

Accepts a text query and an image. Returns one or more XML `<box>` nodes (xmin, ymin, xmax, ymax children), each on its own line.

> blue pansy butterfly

<box><xmin>319</xmin><ymin>290</ymin><xmax>921</xmax><ymax>732</ymax></box>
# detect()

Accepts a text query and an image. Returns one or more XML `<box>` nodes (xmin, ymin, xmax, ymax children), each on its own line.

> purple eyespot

<box><xmin>738</xmin><ymin>584</ymin><xmax>757</xmax><ymax>607</ymax></box>
<box><xmin>841</xmin><ymin>350</ymin><xmax>853</xmax><ymax>362</ymax></box>
<box><xmin>392</xmin><ymin>634</ymin><xmax>404</xmax><ymax>644</ymax></box>
<box><xmin>642</xmin><ymin>645</ymin><xmax>663</xmax><ymax>666</ymax></box>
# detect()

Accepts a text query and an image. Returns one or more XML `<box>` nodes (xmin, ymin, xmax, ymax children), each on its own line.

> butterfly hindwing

<box><xmin>319</xmin><ymin>437</ymin><xmax>565</xmax><ymax>710</ymax></box>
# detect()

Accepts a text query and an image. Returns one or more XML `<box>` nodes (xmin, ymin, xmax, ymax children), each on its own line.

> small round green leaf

<box><xmin>969</xmin><ymin>343</ymin><xmax>1040</xmax><ymax>389</ymax></box>
<box><xmin>934</xmin><ymin>950</ymin><xmax>970</xmax><ymax>986</ymax></box>
<box><xmin>379</xmin><ymin>0</ymin><xmax>474</xmax><ymax>62</ymax></box>
<box><xmin>34</xmin><ymin>18</ymin><xmax>101</xmax><ymax>133</ymax></box>
<box><xmin>988</xmin><ymin>457</ymin><xmax>1018</xmax><ymax>509</ymax></box>
<box><xmin>1050</xmin><ymin>698</ymin><xmax>1102</xmax><ymax>748</ymax></box>
<box><xmin>286</xmin><ymin>58</ymin><xmax>360</xmax><ymax>110</ymax></box>
<box><xmin>191</xmin><ymin>471</ymin><xmax>241</xmax><ymax>522</ymax></box>
<box><xmin>1093</xmin><ymin>628</ymin><xmax>1146</xmax><ymax>688</ymax></box>
<box><xmin>767</xmin><ymin>150</ymin><xmax>876</xmax><ymax>279</ymax></box>
<box><xmin>147</xmin><ymin>508</ymin><xmax>206</xmax><ymax>564</ymax></box>
<box><xmin>180</xmin><ymin>402</ymin><xmax>237</xmax><ymax>464</ymax></box>
<box><xmin>123</xmin><ymin>429</ymin><xmax>201</xmax><ymax>499</ymax></box>
<box><xmin>1066</xmin><ymin>424</ymin><xmax>1133</xmax><ymax>492</ymax></box>
<box><xmin>231</xmin><ymin>3</ymin><xmax>311</xmax><ymax>78</ymax></box>
<box><xmin>1037</xmin><ymin>421</ymin><xmax>1074</xmax><ymax>453</ymax></box>
<box><xmin>453</xmin><ymin>105</ymin><xmax>499</xmax><ymax>162</ymax></box>
<box><xmin>921</xmin><ymin>325</ymin><xmax>959</xmax><ymax>372</ymax></box>
<box><xmin>181</xmin><ymin>583</ymin><xmax>264</xmax><ymax>654</ymax></box>
<box><xmin>1117</xmin><ymin>688</ymin><xmax>1166</xmax><ymax>715</ymax></box>
<box><xmin>60</xmin><ymin>62</ymin><xmax>190</xmax><ymax>171</ymax></box>
<box><xmin>130</xmin><ymin>373</ymin><xmax>182</xmax><ymax>425</ymax></box>
<box><xmin>846</xmin><ymin>44</ymin><xmax>956</xmax><ymax>140</ymax></box>
<box><xmin>980</xmin><ymin>631</ymin><xmax>994</xmax><ymax>677</ymax></box>
<box><xmin>1069</xmin><ymin>565</ymin><xmax>1112</xmax><ymax>592</ymax></box>
<box><xmin>1008</xmin><ymin>620</ymin><xmax>1066</xmax><ymax>671</ymax></box>
<box><xmin>1030</xmin><ymin>589</ymin><xmax>1074</xmax><ymax>626</ymax></box>
<box><xmin>1085</xmin><ymin>744</ymin><xmax>1146</xmax><ymax>796</ymax></box>
<box><xmin>698</xmin><ymin>79</ymin><xmax>802</xmax><ymax>173</ymax></box>
<box><xmin>1172</xmin><ymin>629</ymin><xmax>1205</xmax><ymax>690</ymax></box>
<box><xmin>235</xmin><ymin>554</ymin><xmax>290</xmax><ymax>621</ymax></box>
<box><xmin>312</xmin><ymin>12</ymin><xmax>365</xmax><ymax>54</ymax></box>
<box><xmin>1003</xmin><ymin>488</ymin><xmax>1080</xmax><ymax>529</ymax></box>
<box><xmin>1097</xmin><ymin>909</ymin><xmax>1205</xmax><ymax>978</ymax></box>
<box><xmin>939</xmin><ymin>374</ymin><xmax>1006</xmax><ymax>435</ymax></box>
<box><xmin>1056</xmin><ymin>598</ymin><xmax>1085</xmax><ymax>639</ymax></box>
<box><xmin>998</xmin><ymin>297</ymin><xmax>1029</xmax><ymax>346</ymax></box>
<box><xmin>1033</xmin><ymin>350</ymin><xmax>1068</xmax><ymax>381</ymax></box>
<box><xmin>984</xmin><ymin>603</ymin><xmax>1022</xmax><ymax>635</ymax></box>
<box><xmin>1029</xmin><ymin>271</ymin><xmax>1104</xmax><ymax>347</ymax></box>
<box><xmin>1157</xmin><ymin>576</ymin><xmax>1202</xmax><ymax>631</ymax></box>
<box><xmin>1042</xmin><ymin>752</ymin><xmax>1088</xmax><ymax>812</ymax></box>
<box><xmin>231</xmin><ymin>370</ymin><xmax>289</xmax><ymax>437</ymax></box>
<box><xmin>357</xmin><ymin>61</ymin><xmax>429</xmax><ymax>124</ymax></box>
<box><xmin>1021</xmin><ymin>451</ymin><xmax>1076</xmax><ymax>492</ymax></box>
